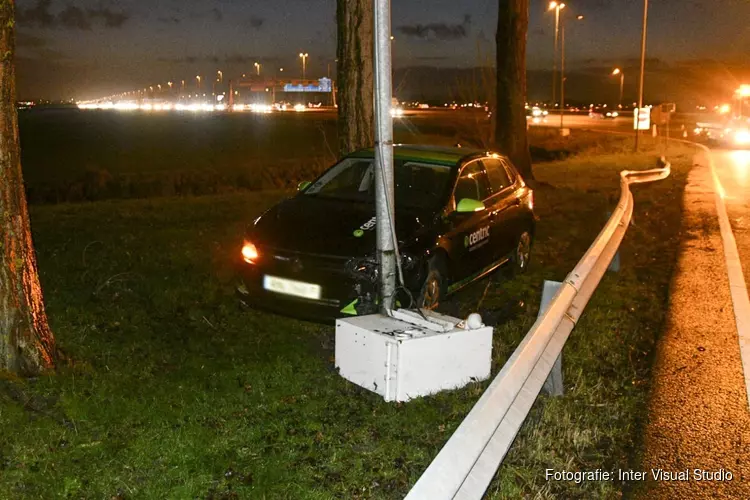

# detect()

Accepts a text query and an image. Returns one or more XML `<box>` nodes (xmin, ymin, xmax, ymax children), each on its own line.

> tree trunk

<box><xmin>495</xmin><ymin>0</ymin><xmax>534</xmax><ymax>180</ymax></box>
<box><xmin>0</xmin><ymin>1</ymin><xmax>56</xmax><ymax>375</ymax></box>
<box><xmin>336</xmin><ymin>0</ymin><xmax>374</xmax><ymax>157</ymax></box>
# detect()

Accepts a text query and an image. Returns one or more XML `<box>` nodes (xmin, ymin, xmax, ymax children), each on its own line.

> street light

<box><xmin>635</xmin><ymin>0</ymin><xmax>648</xmax><ymax>152</ymax></box>
<box><xmin>559</xmin><ymin>10</ymin><xmax>584</xmax><ymax>130</ymax></box>
<box><xmin>196</xmin><ymin>75</ymin><xmax>201</xmax><ymax>90</ymax></box>
<box><xmin>217</xmin><ymin>70</ymin><xmax>223</xmax><ymax>83</ymax></box>
<box><xmin>548</xmin><ymin>2</ymin><xmax>565</xmax><ymax>108</ymax></box>
<box><xmin>612</xmin><ymin>68</ymin><xmax>624</xmax><ymax>108</ymax></box>
<box><xmin>299</xmin><ymin>52</ymin><xmax>309</xmax><ymax>80</ymax></box>
<box><xmin>254</xmin><ymin>62</ymin><xmax>261</xmax><ymax>76</ymax></box>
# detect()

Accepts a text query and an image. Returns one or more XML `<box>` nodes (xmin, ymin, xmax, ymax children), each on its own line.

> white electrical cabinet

<box><xmin>335</xmin><ymin>312</ymin><xmax>493</xmax><ymax>402</ymax></box>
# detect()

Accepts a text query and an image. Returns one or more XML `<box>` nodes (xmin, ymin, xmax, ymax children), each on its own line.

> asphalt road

<box><xmin>713</xmin><ymin>149</ymin><xmax>750</xmax><ymax>290</ymax></box>
<box><xmin>639</xmin><ymin>148</ymin><xmax>750</xmax><ymax>499</ymax></box>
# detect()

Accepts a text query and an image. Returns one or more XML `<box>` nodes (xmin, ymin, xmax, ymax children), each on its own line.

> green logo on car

<box><xmin>464</xmin><ymin>236</ymin><xmax>470</xmax><ymax>248</ymax></box>
<box><xmin>353</xmin><ymin>229</ymin><xmax>364</xmax><ymax>238</ymax></box>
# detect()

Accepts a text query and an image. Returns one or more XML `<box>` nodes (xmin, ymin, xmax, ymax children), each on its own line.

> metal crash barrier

<box><xmin>406</xmin><ymin>158</ymin><xmax>671</xmax><ymax>500</ymax></box>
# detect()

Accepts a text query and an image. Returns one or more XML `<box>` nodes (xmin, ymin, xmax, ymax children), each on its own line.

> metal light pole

<box><xmin>559</xmin><ymin>13</ymin><xmax>583</xmax><ymax>131</ymax></box>
<box><xmin>635</xmin><ymin>0</ymin><xmax>648</xmax><ymax>152</ymax></box>
<box><xmin>373</xmin><ymin>0</ymin><xmax>396</xmax><ymax>312</ymax></box>
<box><xmin>548</xmin><ymin>2</ymin><xmax>564</xmax><ymax>108</ymax></box>
<box><xmin>299</xmin><ymin>53</ymin><xmax>309</xmax><ymax>80</ymax></box>
<box><xmin>254</xmin><ymin>62</ymin><xmax>261</xmax><ymax>76</ymax></box>
<box><xmin>612</xmin><ymin>68</ymin><xmax>624</xmax><ymax>108</ymax></box>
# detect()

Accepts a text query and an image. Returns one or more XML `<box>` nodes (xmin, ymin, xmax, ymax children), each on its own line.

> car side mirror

<box><xmin>297</xmin><ymin>181</ymin><xmax>311</xmax><ymax>191</ymax></box>
<box><xmin>456</xmin><ymin>198</ymin><xmax>485</xmax><ymax>213</ymax></box>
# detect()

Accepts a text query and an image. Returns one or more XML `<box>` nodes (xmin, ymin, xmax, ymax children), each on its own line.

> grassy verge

<box><xmin>1</xmin><ymin>137</ymin><xmax>695</xmax><ymax>498</ymax></box>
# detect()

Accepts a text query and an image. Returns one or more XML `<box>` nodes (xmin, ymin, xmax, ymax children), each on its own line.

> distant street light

<box><xmin>612</xmin><ymin>68</ymin><xmax>624</xmax><ymax>108</ymax></box>
<box><xmin>299</xmin><ymin>52</ymin><xmax>309</xmax><ymax>80</ymax></box>
<box><xmin>548</xmin><ymin>2</ymin><xmax>565</xmax><ymax>107</ymax></box>
<box><xmin>254</xmin><ymin>62</ymin><xmax>261</xmax><ymax>76</ymax></box>
<box><xmin>217</xmin><ymin>70</ymin><xmax>223</xmax><ymax>83</ymax></box>
<box><xmin>196</xmin><ymin>75</ymin><xmax>201</xmax><ymax>90</ymax></box>
<box><xmin>168</xmin><ymin>81</ymin><xmax>173</xmax><ymax>89</ymax></box>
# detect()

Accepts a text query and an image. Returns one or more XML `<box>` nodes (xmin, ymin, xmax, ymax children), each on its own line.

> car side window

<box><xmin>501</xmin><ymin>159</ymin><xmax>518</xmax><ymax>184</ymax></box>
<box><xmin>454</xmin><ymin>161</ymin><xmax>492</xmax><ymax>202</ymax></box>
<box><xmin>483</xmin><ymin>158</ymin><xmax>512</xmax><ymax>193</ymax></box>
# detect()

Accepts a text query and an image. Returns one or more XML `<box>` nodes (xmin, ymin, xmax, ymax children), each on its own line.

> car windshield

<box><xmin>304</xmin><ymin>157</ymin><xmax>453</xmax><ymax>211</ymax></box>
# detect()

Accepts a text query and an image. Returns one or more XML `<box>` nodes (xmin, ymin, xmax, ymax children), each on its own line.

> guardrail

<box><xmin>405</xmin><ymin>158</ymin><xmax>671</xmax><ymax>500</ymax></box>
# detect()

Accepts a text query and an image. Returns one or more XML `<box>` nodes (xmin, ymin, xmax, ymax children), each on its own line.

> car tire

<box><xmin>418</xmin><ymin>256</ymin><xmax>446</xmax><ymax>310</ymax></box>
<box><xmin>510</xmin><ymin>231</ymin><xmax>532</xmax><ymax>275</ymax></box>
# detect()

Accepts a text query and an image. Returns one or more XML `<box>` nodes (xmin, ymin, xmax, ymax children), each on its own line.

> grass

<box><xmin>0</xmin><ymin>134</ymin><xmax>696</xmax><ymax>498</ymax></box>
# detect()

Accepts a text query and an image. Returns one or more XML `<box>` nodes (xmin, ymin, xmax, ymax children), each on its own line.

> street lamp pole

<box><xmin>549</xmin><ymin>2</ymin><xmax>564</xmax><ymax>108</ymax></box>
<box><xmin>559</xmin><ymin>13</ymin><xmax>583</xmax><ymax>131</ymax></box>
<box><xmin>560</xmin><ymin>24</ymin><xmax>565</xmax><ymax>129</ymax></box>
<box><xmin>299</xmin><ymin>53</ymin><xmax>309</xmax><ymax>80</ymax></box>
<box><xmin>635</xmin><ymin>0</ymin><xmax>648</xmax><ymax>152</ymax></box>
<box><xmin>612</xmin><ymin>68</ymin><xmax>624</xmax><ymax>108</ymax></box>
<box><xmin>254</xmin><ymin>62</ymin><xmax>261</xmax><ymax>76</ymax></box>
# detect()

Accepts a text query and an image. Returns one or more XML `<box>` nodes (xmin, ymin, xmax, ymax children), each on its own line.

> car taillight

<box><xmin>242</xmin><ymin>241</ymin><xmax>259</xmax><ymax>264</ymax></box>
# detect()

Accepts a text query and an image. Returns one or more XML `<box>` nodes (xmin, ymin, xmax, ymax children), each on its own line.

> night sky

<box><xmin>14</xmin><ymin>0</ymin><xmax>750</xmax><ymax>101</ymax></box>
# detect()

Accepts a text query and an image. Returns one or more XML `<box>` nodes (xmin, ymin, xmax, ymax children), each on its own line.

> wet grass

<box><xmin>0</xmin><ymin>138</ymin><xmax>696</xmax><ymax>498</ymax></box>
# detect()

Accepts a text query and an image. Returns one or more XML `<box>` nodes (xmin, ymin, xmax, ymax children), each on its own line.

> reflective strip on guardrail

<box><xmin>406</xmin><ymin>159</ymin><xmax>671</xmax><ymax>500</ymax></box>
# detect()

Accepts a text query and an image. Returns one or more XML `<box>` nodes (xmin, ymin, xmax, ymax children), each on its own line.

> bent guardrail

<box><xmin>406</xmin><ymin>158</ymin><xmax>671</xmax><ymax>500</ymax></box>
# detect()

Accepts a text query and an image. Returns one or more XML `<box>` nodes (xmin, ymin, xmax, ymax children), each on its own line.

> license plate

<box><xmin>263</xmin><ymin>275</ymin><xmax>321</xmax><ymax>300</ymax></box>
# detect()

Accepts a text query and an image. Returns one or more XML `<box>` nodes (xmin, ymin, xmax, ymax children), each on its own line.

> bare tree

<box><xmin>336</xmin><ymin>0</ymin><xmax>374</xmax><ymax>156</ymax></box>
<box><xmin>495</xmin><ymin>0</ymin><xmax>533</xmax><ymax>180</ymax></box>
<box><xmin>0</xmin><ymin>1</ymin><xmax>56</xmax><ymax>375</ymax></box>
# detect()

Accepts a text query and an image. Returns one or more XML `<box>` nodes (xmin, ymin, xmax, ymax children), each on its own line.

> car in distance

<box><xmin>237</xmin><ymin>145</ymin><xmax>536</xmax><ymax>321</ymax></box>
<box><xmin>588</xmin><ymin>107</ymin><xmax>619</xmax><ymax>119</ymax></box>
<box><xmin>693</xmin><ymin>118</ymin><xmax>750</xmax><ymax>149</ymax></box>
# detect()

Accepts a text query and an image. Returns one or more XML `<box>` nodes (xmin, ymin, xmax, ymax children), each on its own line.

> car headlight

<box><xmin>735</xmin><ymin>129</ymin><xmax>750</xmax><ymax>145</ymax></box>
<box><xmin>241</xmin><ymin>240</ymin><xmax>259</xmax><ymax>264</ymax></box>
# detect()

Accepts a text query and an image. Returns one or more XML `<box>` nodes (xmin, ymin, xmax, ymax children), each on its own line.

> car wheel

<box><xmin>511</xmin><ymin>231</ymin><xmax>532</xmax><ymax>275</ymax></box>
<box><xmin>418</xmin><ymin>257</ymin><xmax>446</xmax><ymax>310</ymax></box>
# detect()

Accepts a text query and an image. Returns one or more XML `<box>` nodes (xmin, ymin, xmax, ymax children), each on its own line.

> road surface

<box><xmin>713</xmin><ymin>148</ymin><xmax>750</xmax><ymax>291</ymax></box>
<box><xmin>639</xmin><ymin>147</ymin><xmax>750</xmax><ymax>499</ymax></box>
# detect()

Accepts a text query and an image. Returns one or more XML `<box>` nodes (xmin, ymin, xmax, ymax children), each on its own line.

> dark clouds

<box><xmin>398</xmin><ymin>14</ymin><xmax>471</xmax><ymax>41</ymax></box>
<box><xmin>18</xmin><ymin>1</ymin><xmax>130</xmax><ymax>30</ymax></box>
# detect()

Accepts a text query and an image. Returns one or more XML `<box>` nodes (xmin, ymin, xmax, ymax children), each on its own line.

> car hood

<box><xmin>249</xmin><ymin>195</ymin><xmax>434</xmax><ymax>256</ymax></box>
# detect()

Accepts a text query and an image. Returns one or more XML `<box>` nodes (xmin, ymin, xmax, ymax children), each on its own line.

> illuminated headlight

<box><xmin>610</xmin><ymin>111</ymin><xmax>619</xmax><ymax>117</ymax></box>
<box><xmin>241</xmin><ymin>241</ymin><xmax>259</xmax><ymax>264</ymax></box>
<box><xmin>532</xmin><ymin>109</ymin><xmax>542</xmax><ymax>117</ymax></box>
<box><xmin>526</xmin><ymin>191</ymin><xmax>534</xmax><ymax>210</ymax></box>
<box><xmin>734</xmin><ymin>129</ymin><xmax>750</xmax><ymax>145</ymax></box>
<box><xmin>390</xmin><ymin>107</ymin><xmax>404</xmax><ymax>117</ymax></box>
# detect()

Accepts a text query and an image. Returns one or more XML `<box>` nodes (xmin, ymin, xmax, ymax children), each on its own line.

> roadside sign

<box><xmin>634</xmin><ymin>107</ymin><xmax>651</xmax><ymax>130</ymax></box>
<box><xmin>661</xmin><ymin>103</ymin><xmax>676</xmax><ymax>113</ymax></box>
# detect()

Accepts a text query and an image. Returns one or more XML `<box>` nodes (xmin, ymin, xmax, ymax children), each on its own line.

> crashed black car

<box><xmin>237</xmin><ymin>145</ymin><xmax>536</xmax><ymax>321</ymax></box>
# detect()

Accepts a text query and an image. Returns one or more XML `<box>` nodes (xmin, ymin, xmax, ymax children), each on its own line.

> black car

<box><xmin>237</xmin><ymin>145</ymin><xmax>536</xmax><ymax>321</ymax></box>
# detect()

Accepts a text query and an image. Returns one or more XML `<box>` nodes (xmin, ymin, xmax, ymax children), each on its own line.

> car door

<box><xmin>444</xmin><ymin>159</ymin><xmax>495</xmax><ymax>282</ymax></box>
<box><xmin>481</xmin><ymin>157</ymin><xmax>519</xmax><ymax>260</ymax></box>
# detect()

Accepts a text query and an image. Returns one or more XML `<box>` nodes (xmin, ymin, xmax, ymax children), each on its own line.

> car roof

<box><xmin>348</xmin><ymin>144</ymin><xmax>488</xmax><ymax>166</ymax></box>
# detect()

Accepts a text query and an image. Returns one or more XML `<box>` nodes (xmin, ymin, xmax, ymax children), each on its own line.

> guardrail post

<box><xmin>606</xmin><ymin>211</ymin><xmax>621</xmax><ymax>272</ymax></box>
<box><xmin>539</xmin><ymin>280</ymin><xmax>564</xmax><ymax>396</ymax></box>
